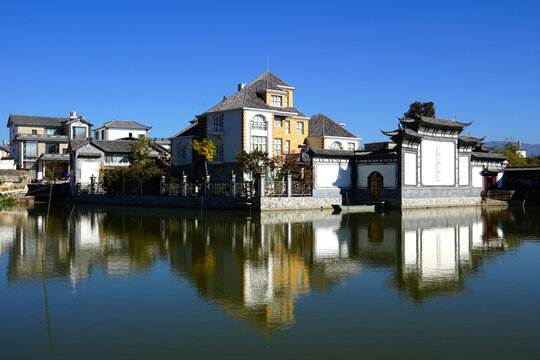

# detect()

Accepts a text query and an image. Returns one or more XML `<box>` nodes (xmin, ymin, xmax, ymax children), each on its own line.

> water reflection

<box><xmin>0</xmin><ymin>204</ymin><xmax>534</xmax><ymax>331</ymax></box>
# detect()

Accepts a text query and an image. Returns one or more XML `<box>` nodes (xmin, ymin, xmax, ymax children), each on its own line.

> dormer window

<box><xmin>271</xmin><ymin>95</ymin><xmax>282</xmax><ymax>107</ymax></box>
<box><xmin>251</xmin><ymin>115</ymin><xmax>267</xmax><ymax>130</ymax></box>
<box><xmin>73</xmin><ymin>127</ymin><xmax>86</xmax><ymax>139</ymax></box>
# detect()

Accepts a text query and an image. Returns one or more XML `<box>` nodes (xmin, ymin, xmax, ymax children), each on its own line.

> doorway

<box><xmin>368</xmin><ymin>172</ymin><xmax>383</xmax><ymax>199</ymax></box>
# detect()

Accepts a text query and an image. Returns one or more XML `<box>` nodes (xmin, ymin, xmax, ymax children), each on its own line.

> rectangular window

<box><xmin>101</xmin><ymin>130</ymin><xmax>105</xmax><ymax>140</ymax></box>
<box><xmin>73</xmin><ymin>127</ymin><xmax>86</xmax><ymax>139</ymax></box>
<box><xmin>25</xmin><ymin>142</ymin><xmax>37</xmax><ymax>157</ymax></box>
<box><xmin>348</xmin><ymin>142</ymin><xmax>356</xmax><ymax>151</ymax></box>
<box><xmin>45</xmin><ymin>143</ymin><xmax>59</xmax><ymax>154</ymax></box>
<box><xmin>45</xmin><ymin>128</ymin><xmax>58</xmax><ymax>136</ymax></box>
<box><xmin>297</xmin><ymin>121</ymin><xmax>304</xmax><ymax>135</ymax></box>
<box><xmin>213</xmin><ymin>115</ymin><xmax>224</xmax><ymax>133</ymax></box>
<box><xmin>214</xmin><ymin>144</ymin><xmax>224</xmax><ymax>161</ymax></box>
<box><xmin>95</xmin><ymin>131</ymin><xmax>100</xmax><ymax>140</ymax></box>
<box><xmin>105</xmin><ymin>153</ymin><xmax>129</xmax><ymax>164</ymax></box>
<box><xmin>31</xmin><ymin>129</ymin><xmax>37</xmax><ymax>135</ymax></box>
<box><xmin>285</xmin><ymin>140</ymin><xmax>290</xmax><ymax>154</ymax></box>
<box><xmin>178</xmin><ymin>145</ymin><xmax>187</xmax><ymax>164</ymax></box>
<box><xmin>62</xmin><ymin>148</ymin><xmax>68</xmax><ymax>154</ymax></box>
<box><xmin>285</xmin><ymin>93</ymin><xmax>289</xmax><ymax>107</ymax></box>
<box><xmin>274</xmin><ymin>116</ymin><xmax>283</xmax><ymax>127</ymax></box>
<box><xmin>251</xmin><ymin>136</ymin><xmax>267</xmax><ymax>152</ymax></box>
<box><xmin>274</xmin><ymin>138</ymin><xmax>282</xmax><ymax>155</ymax></box>
<box><xmin>285</xmin><ymin>121</ymin><xmax>290</xmax><ymax>134</ymax></box>
<box><xmin>271</xmin><ymin>95</ymin><xmax>282</xmax><ymax>107</ymax></box>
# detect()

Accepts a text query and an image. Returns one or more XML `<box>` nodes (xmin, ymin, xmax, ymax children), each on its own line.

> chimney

<box><xmin>3</xmin><ymin>139</ymin><xmax>6</xmax><ymax>145</ymax></box>
<box><xmin>69</xmin><ymin>111</ymin><xmax>77</xmax><ymax>119</ymax></box>
<box><xmin>238</xmin><ymin>83</ymin><xmax>246</xmax><ymax>91</ymax></box>
<box><xmin>518</xmin><ymin>141</ymin><xmax>522</xmax><ymax>148</ymax></box>
<box><xmin>339</xmin><ymin>123</ymin><xmax>346</xmax><ymax>128</ymax></box>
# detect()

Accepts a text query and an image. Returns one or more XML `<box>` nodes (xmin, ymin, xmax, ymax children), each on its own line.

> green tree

<box><xmin>494</xmin><ymin>141</ymin><xmax>540</xmax><ymax>167</ymax></box>
<box><xmin>191</xmin><ymin>138</ymin><xmax>216</xmax><ymax>176</ymax></box>
<box><xmin>404</xmin><ymin>101</ymin><xmax>436</xmax><ymax>119</ymax></box>
<box><xmin>236</xmin><ymin>150</ymin><xmax>273</xmax><ymax>181</ymax></box>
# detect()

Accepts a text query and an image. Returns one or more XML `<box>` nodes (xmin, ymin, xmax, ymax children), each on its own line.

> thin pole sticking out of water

<box><xmin>41</xmin><ymin>169</ymin><xmax>54</xmax><ymax>263</ymax></box>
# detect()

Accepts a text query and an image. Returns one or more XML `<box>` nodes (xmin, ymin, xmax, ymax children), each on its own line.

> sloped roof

<box><xmin>307</xmin><ymin>148</ymin><xmax>355</xmax><ymax>157</ymax></box>
<box><xmin>8</xmin><ymin>114</ymin><xmax>67</xmax><ymax>127</ymax></box>
<box><xmin>173</xmin><ymin>121</ymin><xmax>199</xmax><ymax>138</ymax></box>
<box><xmin>7</xmin><ymin>114</ymin><xmax>94</xmax><ymax>127</ymax></box>
<box><xmin>0</xmin><ymin>146</ymin><xmax>10</xmax><ymax>154</ymax></box>
<box><xmin>400</xmin><ymin>116</ymin><xmax>471</xmax><ymax>130</ymax></box>
<box><xmin>96</xmin><ymin>120</ymin><xmax>151</xmax><ymax>130</ymax></box>
<box><xmin>202</xmin><ymin>71</ymin><xmax>307</xmax><ymax>118</ymax></box>
<box><xmin>308</xmin><ymin>114</ymin><xmax>358</xmax><ymax>138</ymax></box>
<box><xmin>70</xmin><ymin>139</ymin><xmax>164</xmax><ymax>157</ymax></box>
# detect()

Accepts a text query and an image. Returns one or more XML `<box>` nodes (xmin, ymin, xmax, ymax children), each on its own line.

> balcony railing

<box><xmin>15</xmin><ymin>133</ymin><xmax>68</xmax><ymax>141</ymax></box>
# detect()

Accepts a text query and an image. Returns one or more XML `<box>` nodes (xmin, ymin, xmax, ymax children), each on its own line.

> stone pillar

<box><xmin>257</xmin><ymin>173</ymin><xmax>265</xmax><ymax>198</ymax></box>
<box><xmin>203</xmin><ymin>175</ymin><xmax>210</xmax><ymax>197</ymax></box>
<box><xmin>90</xmin><ymin>175</ymin><xmax>96</xmax><ymax>195</ymax></box>
<box><xmin>160</xmin><ymin>175</ymin><xmax>166</xmax><ymax>195</ymax></box>
<box><xmin>286</xmin><ymin>173</ymin><xmax>292</xmax><ymax>197</ymax></box>
<box><xmin>229</xmin><ymin>170</ymin><xmax>236</xmax><ymax>197</ymax></box>
<box><xmin>180</xmin><ymin>172</ymin><xmax>187</xmax><ymax>197</ymax></box>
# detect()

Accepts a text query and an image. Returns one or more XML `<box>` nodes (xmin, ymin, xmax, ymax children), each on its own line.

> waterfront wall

<box><xmin>76</xmin><ymin>194</ymin><xmax>341</xmax><ymax>211</ymax></box>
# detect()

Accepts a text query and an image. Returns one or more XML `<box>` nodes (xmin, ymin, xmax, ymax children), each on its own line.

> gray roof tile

<box><xmin>308</xmin><ymin>114</ymin><xmax>358</xmax><ymax>138</ymax></box>
<box><xmin>202</xmin><ymin>71</ymin><xmax>306</xmax><ymax>117</ymax></box>
<box><xmin>98</xmin><ymin>120</ymin><xmax>151</xmax><ymax>130</ymax></box>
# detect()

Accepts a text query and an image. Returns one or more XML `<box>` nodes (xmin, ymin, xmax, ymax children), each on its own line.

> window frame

<box><xmin>274</xmin><ymin>138</ymin><xmax>283</xmax><ymax>155</ymax></box>
<box><xmin>251</xmin><ymin>115</ymin><xmax>267</xmax><ymax>131</ymax></box>
<box><xmin>297</xmin><ymin>121</ymin><xmax>304</xmax><ymax>135</ymax></box>
<box><xmin>271</xmin><ymin>95</ymin><xmax>282</xmax><ymax>107</ymax></box>
<box><xmin>251</xmin><ymin>136</ymin><xmax>268</xmax><ymax>152</ymax></box>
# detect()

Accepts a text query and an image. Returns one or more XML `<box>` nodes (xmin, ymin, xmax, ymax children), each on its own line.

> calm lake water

<box><xmin>1</xmin><ymin>204</ymin><xmax>539</xmax><ymax>359</ymax></box>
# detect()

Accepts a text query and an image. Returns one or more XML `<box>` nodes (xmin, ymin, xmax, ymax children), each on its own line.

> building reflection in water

<box><xmin>0</xmin><ymin>204</ymin><xmax>531</xmax><ymax>330</ymax></box>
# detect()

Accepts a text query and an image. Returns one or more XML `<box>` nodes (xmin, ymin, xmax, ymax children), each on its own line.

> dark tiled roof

<box><xmin>400</xmin><ymin>116</ymin><xmax>471</xmax><ymax>129</ymax></box>
<box><xmin>381</xmin><ymin>128</ymin><xmax>422</xmax><ymax>141</ymax></box>
<box><xmin>202</xmin><ymin>71</ymin><xmax>306</xmax><ymax>118</ymax></box>
<box><xmin>0</xmin><ymin>146</ymin><xmax>10</xmax><ymax>153</ymax></box>
<box><xmin>173</xmin><ymin>121</ymin><xmax>199</xmax><ymax>137</ymax></box>
<box><xmin>471</xmin><ymin>152</ymin><xmax>507</xmax><ymax>161</ymax></box>
<box><xmin>97</xmin><ymin>120</ymin><xmax>151</xmax><ymax>130</ymax></box>
<box><xmin>8</xmin><ymin>114</ymin><xmax>67</xmax><ymax>127</ymax></box>
<box><xmin>39</xmin><ymin>154</ymin><xmax>70</xmax><ymax>162</ymax></box>
<box><xmin>458</xmin><ymin>135</ymin><xmax>485</xmax><ymax>143</ymax></box>
<box><xmin>307</xmin><ymin>148</ymin><xmax>355</xmax><ymax>157</ymax></box>
<box><xmin>308</xmin><ymin>114</ymin><xmax>358</xmax><ymax>138</ymax></box>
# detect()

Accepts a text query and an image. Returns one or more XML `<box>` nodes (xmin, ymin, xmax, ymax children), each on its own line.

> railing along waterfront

<box><xmin>265</xmin><ymin>180</ymin><xmax>287</xmax><ymax>197</ymax></box>
<box><xmin>77</xmin><ymin>176</ymin><xmax>312</xmax><ymax>198</ymax></box>
<box><xmin>291</xmin><ymin>181</ymin><xmax>312</xmax><ymax>196</ymax></box>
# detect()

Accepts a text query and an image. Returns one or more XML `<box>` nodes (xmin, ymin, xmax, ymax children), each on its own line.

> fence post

<box><xmin>160</xmin><ymin>175</ymin><xmax>166</xmax><ymax>195</ymax></box>
<box><xmin>181</xmin><ymin>172</ymin><xmax>187</xmax><ymax>196</ymax></box>
<box><xmin>90</xmin><ymin>175</ymin><xmax>95</xmax><ymax>195</ymax></box>
<box><xmin>140</xmin><ymin>178</ymin><xmax>143</xmax><ymax>196</ymax></box>
<box><xmin>257</xmin><ymin>173</ymin><xmax>265</xmax><ymax>198</ymax></box>
<box><xmin>286</xmin><ymin>173</ymin><xmax>292</xmax><ymax>197</ymax></box>
<box><xmin>204</xmin><ymin>175</ymin><xmax>210</xmax><ymax>197</ymax></box>
<box><xmin>229</xmin><ymin>170</ymin><xmax>236</xmax><ymax>197</ymax></box>
<box><xmin>122</xmin><ymin>179</ymin><xmax>126</xmax><ymax>195</ymax></box>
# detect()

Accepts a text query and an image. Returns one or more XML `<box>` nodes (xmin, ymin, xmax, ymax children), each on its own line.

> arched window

<box><xmin>251</xmin><ymin>115</ymin><xmax>267</xmax><ymax>130</ymax></box>
<box><xmin>329</xmin><ymin>141</ymin><xmax>343</xmax><ymax>150</ymax></box>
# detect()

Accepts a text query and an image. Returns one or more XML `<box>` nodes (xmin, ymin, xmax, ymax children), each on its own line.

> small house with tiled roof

<box><xmin>307</xmin><ymin>114</ymin><xmax>361</xmax><ymax>151</ymax></box>
<box><xmin>6</xmin><ymin>111</ymin><xmax>93</xmax><ymax>180</ymax></box>
<box><xmin>93</xmin><ymin>120</ymin><xmax>151</xmax><ymax>140</ymax></box>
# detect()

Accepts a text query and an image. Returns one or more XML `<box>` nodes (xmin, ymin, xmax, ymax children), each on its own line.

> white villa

<box><xmin>93</xmin><ymin>120</ymin><xmax>151</xmax><ymax>140</ymax></box>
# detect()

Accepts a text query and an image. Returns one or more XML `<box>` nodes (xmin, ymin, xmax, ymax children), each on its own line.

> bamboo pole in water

<box><xmin>41</xmin><ymin>169</ymin><xmax>54</xmax><ymax>263</ymax></box>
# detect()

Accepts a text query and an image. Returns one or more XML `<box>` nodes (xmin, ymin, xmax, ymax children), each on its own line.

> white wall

<box><xmin>104</xmin><ymin>128</ymin><xmax>147</xmax><ymax>140</ymax></box>
<box><xmin>0</xmin><ymin>159</ymin><xmax>16</xmax><ymax>170</ymax></box>
<box><xmin>357</xmin><ymin>164</ymin><xmax>396</xmax><ymax>188</ymax></box>
<box><xmin>314</xmin><ymin>163</ymin><xmax>351</xmax><ymax>188</ymax></box>
<box><xmin>324</xmin><ymin>136</ymin><xmax>359</xmax><ymax>150</ymax></box>
<box><xmin>77</xmin><ymin>158</ymin><xmax>101</xmax><ymax>185</ymax></box>
<box><xmin>459</xmin><ymin>156</ymin><xmax>469</xmax><ymax>185</ymax></box>
<box><xmin>244</xmin><ymin>109</ymin><xmax>274</xmax><ymax>157</ymax></box>
<box><xmin>421</xmin><ymin>140</ymin><xmax>455</xmax><ymax>186</ymax></box>
<box><xmin>208</xmin><ymin>111</ymin><xmax>243</xmax><ymax>163</ymax></box>
<box><xmin>404</xmin><ymin>152</ymin><xmax>417</xmax><ymax>185</ymax></box>
<box><xmin>171</xmin><ymin>137</ymin><xmax>193</xmax><ymax>165</ymax></box>
<box><xmin>68</xmin><ymin>121</ymin><xmax>91</xmax><ymax>139</ymax></box>
<box><xmin>471</xmin><ymin>166</ymin><xmax>483</xmax><ymax>188</ymax></box>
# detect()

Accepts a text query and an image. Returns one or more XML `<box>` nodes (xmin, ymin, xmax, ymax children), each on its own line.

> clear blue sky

<box><xmin>1</xmin><ymin>0</ymin><xmax>539</xmax><ymax>144</ymax></box>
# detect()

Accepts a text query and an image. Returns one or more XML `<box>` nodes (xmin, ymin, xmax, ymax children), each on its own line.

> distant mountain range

<box><xmin>484</xmin><ymin>141</ymin><xmax>540</xmax><ymax>157</ymax></box>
